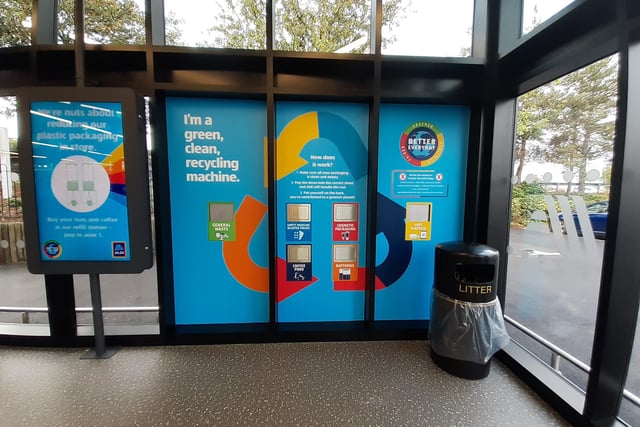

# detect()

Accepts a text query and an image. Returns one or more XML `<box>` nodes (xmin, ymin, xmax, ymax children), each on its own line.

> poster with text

<box><xmin>166</xmin><ymin>98</ymin><xmax>269</xmax><ymax>325</ymax></box>
<box><xmin>276</xmin><ymin>102</ymin><xmax>369</xmax><ymax>322</ymax></box>
<box><xmin>375</xmin><ymin>104</ymin><xmax>469</xmax><ymax>321</ymax></box>
<box><xmin>30</xmin><ymin>101</ymin><xmax>130</xmax><ymax>262</ymax></box>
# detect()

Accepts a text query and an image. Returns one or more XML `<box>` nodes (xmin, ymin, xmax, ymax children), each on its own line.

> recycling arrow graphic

<box><xmin>222</xmin><ymin>195</ymin><xmax>269</xmax><ymax>293</ymax></box>
<box><xmin>276</xmin><ymin>111</ymin><xmax>368</xmax><ymax>181</ymax></box>
<box><xmin>375</xmin><ymin>193</ymin><xmax>413</xmax><ymax>288</ymax></box>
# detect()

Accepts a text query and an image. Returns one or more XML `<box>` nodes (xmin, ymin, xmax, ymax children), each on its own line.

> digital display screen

<box><xmin>30</xmin><ymin>101</ymin><xmax>131</xmax><ymax>262</ymax></box>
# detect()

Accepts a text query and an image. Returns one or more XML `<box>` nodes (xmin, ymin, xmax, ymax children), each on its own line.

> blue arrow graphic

<box><xmin>375</xmin><ymin>193</ymin><xmax>413</xmax><ymax>287</ymax></box>
<box><xmin>317</xmin><ymin>112</ymin><xmax>368</xmax><ymax>180</ymax></box>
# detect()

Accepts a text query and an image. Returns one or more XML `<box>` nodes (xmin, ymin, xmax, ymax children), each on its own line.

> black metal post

<box><xmin>81</xmin><ymin>274</ymin><xmax>118</xmax><ymax>359</ymax></box>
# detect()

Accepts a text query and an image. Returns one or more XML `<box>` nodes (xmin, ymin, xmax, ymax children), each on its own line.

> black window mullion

<box><xmin>584</xmin><ymin>4</ymin><xmax>640</xmax><ymax>423</ymax></box>
<box><xmin>266</xmin><ymin>0</ymin><xmax>277</xmax><ymax>324</ymax></box>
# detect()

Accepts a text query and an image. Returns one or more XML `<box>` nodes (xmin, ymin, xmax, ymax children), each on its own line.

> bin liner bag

<box><xmin>430</xmin><ymin>288</ymin><xmax>510</xmax><ymax>364</ymax></box>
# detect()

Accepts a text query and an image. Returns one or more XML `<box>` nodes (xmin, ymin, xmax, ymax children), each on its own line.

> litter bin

<box><xmin>429</xmin><ymin>241</ymin><xmax>509</xmax><ymax>380</ymax></box>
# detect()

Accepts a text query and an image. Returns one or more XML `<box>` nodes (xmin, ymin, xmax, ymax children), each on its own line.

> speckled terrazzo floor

<box><xmin>0</xmin><ymin>341</ymin><xmax>568</xmax><ymax>426</ymax></box>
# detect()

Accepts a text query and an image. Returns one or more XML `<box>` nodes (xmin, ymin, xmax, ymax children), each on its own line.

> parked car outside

<box><xmin>559</xmin><ymin>201</ymin><xmax>608</xmax><ymax>239</ymax></box>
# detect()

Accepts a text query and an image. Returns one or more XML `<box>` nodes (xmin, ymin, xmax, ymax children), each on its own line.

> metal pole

<box><xmin>89</xmin><ymin>273</ymin><xmax>105</xmax><ymax>356</ymax></box>
<box><xmin>551</xmin><ymin>352</ymin><xmax>561</xmax><ymax>372</ymax></box>
<box><xmin>81</xmin><ymin>274</ymin><xmax>117</xmax><ymax>359</ymax></box>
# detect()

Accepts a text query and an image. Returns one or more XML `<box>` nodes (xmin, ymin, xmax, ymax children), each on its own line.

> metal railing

<box><xmin>505</xmin><ymin>314</ymin><xmax>640</xmax><ymax>408</ymax></box>
<box><xmin>0</xmin><ymin>305</ymin><xmax>159</xmax><ymax>324</ymax></box>
<box><xmin>75</xmin><ymin>306</ymin><xmax>159</xmax><ymax>313</ymax></box>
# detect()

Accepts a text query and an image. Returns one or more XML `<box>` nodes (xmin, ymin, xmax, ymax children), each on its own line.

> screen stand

<box><xmin>81</xmin><ymin>273</ymin><xmax>118</xmax><ymax>359</ymax></box>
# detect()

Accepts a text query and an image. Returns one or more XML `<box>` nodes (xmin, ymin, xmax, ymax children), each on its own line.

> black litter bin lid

<box><xmin>435</xmin><ymin>241</ymin><xmax>499</xmax><ymax>259</ymax></box>
<box><xmin>434</xmin><ymin>241</ymin><xmax>499</xmax><ymax>303</ymax></box>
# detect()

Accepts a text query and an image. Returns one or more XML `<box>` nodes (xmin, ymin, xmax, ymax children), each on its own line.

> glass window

<box><xmin>74</xmin><ymin>98</ymin><xmax>158</xmax><ymax>335</ymax></box>
<box><xmin>505</xmin><ymin>55</ymin><xmax>618</xmax><ymax>392</ymax></box>
<box><xmin>57</xmin><ymin>0</ymin><xmax>147</xmax><ymax>45</ymax></box>
<box><xmin>0</xmin><ymin>0</ymin><xmax>33</xmax><ymax>47</ymax></box>
<box><xmin>57</xmin><ymin>0</ymin><xmax>75</xmax><ymax>44</ymax></box>
<box><xmin>522</xmin><ymin>0</ymin><xmax>575</xmax><ymax>36</ymax></box>
<box><xmin>274</xmin><ymin>0</ymin><xmax>371</xmax><ymax>53</ymax></box>
<box><xmin>0</xmin><ymin>96</ymin><xmax>49</xmax><ymax>336</ymax></box>
<box><xmin>163</xmin><ymin>0</ymin><xmax>264</xmax><ymax>49</ymax></box>
<box><xmin>382</xmin><ymin>0</ymin><xmax>473</xmax><ymax>57</ymax></box>
<box><xmin>73</xmin><ymin>265</ymin><xmax>159</xmax><ymax>335</ymax></box>
<box><xmin>85</xmin><ymin>0</ymin><xmax>147</xmax><ymax>45</ymax></box>
<box><xmin>619</xmin><ymin>321</ymin><xmax>640</xmax><ymax>425</ymax></box>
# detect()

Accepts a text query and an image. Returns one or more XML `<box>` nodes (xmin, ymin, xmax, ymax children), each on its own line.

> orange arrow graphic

<box><xmin>222</xmin><ymin>195</ymin><xmax>269</xmax><ymax>293</ymax></box>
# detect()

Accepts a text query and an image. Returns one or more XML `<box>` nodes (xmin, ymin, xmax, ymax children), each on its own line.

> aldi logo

<box><xmin>112</xmin><ymin>242</ymin><xmax>127</xmax><ymax>258</ymax></box>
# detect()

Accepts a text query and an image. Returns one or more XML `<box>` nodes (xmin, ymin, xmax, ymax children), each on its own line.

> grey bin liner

<box><xmin>430</xmin><ymin>288</ymin><xmax>510</xmax><ymax>364</ymax></box>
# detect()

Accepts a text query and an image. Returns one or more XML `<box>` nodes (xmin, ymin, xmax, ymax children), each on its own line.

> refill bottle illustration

<box><xmin>64</xmin><ymin>161</ymin><xmax>80</xmax><ymax>207</ymax></box>
<box><xmin>82</xmin><ymin>162</ymin><xmax>97</xmax><ymax>207</ymax></box>
<box><xmin>51</xmin><ymin>155</ymin><xmax>111</xmax><ymax>213</ymax></box>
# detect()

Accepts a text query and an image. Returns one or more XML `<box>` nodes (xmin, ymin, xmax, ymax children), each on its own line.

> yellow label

<box><xmin>405</xmin><ymin>202</ymin><xmax>432</xmax><ymax>241</ymax></box>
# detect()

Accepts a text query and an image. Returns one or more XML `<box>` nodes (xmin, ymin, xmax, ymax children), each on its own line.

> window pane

<box><xmin>506</xmin><ymin>55</ymin><xmax>618</xmax><ymax>392</ymax></box>
<box><xmin>73</xmin><ymin>265</ymin><xmax>159</xmax><ymax>335</ymax></box>
<box><xmin>0</xmin><ymin>0</ymin><xmax>32</xmax><ymax>47</ymax></box>
<box><xmin>85</xmin><ymin>0</ymin><xmax>147</xmax><ymax>45</ymax></box>
<box><xmin>382</xmin><ymin>0</ymin><xmax>473</xmax><ymax>57</ymax></box>
<box><xmin>522</xmin><ymin>0</ymin><xmax>575</xmax><ymax>36</ymax></box>
<box><xmin>73</xmin><ymin>98</ymin><xmax>158</xmax><ymax>335</ymax></box>
<box><xmin>163</xmin><ymin>0</ymin><xmax>265</xmax><ymax>49</ymax></box>
<box><xmin>619</xmin><ymin>319</ymin><xmax>640</xmax><ymax>425</ymax></box>
<box><xmin>57</xmin><ymin>0</ymin><xmax>75</xmax><ymax>44</ymax></box>
<box><xmin>56</xmin><ymin>0</ymin><xmax>147</xmax><ymax>45</ymax></box>
<box><xmin>274</xmin><ymin>0</ymin><xmax>371</xmax><ymax>54</ymax></box>
<box><xmin>0</xmin><ymin>96</ymin><xmax>49</xmax><ymax>336</ymax></box>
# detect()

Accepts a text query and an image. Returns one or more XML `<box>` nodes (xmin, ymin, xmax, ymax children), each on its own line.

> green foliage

<box><xmin>516</xmin><ymin>56</ymin><xmax>617</xmax><ymax>193</ymax></box>
<box><xmin>58</xmin><ymin>0</ymin><xmax>146</xmax><ymax>45</ymax></box>
<box><xmin>208</xmin><ymin>0</ymin><xmax>405</xmax><ymax>52</ymax></box>
<box><xmin>207</xmin><ymin>0</ymin><xmax>266</xmax><ymax>49</ymax></box>
<box><xmin>1</xmin><ymin>0</ymin><xmax>182</xmax><ymax>47</ymax></box>
<box><xmin>511</xmin><ymin>182</ymin><xmax>547</xmax><ymax>228</ymax></box>
<box><xmin>8</xmin><ymin>197</ymin><xmax>21</xmax><ymax>208</ymax></box>
<box><xmin>0</xmin><ymin>0</ymin><xmax>31</xmax><ymax>47</ymax></box>
<box><xmin>514</xmin><ymin>89</ymin><xmax>551</xmax><ymax>182</ymax></box>
<box><xmin>581</xmin><ymin>193</ymin><xmax>609</xmax><ymax>206</ymax></box>
<box><xmin>9</xmin><ymin>138</ymin><xmax>18</xmax><ymax>153</ymax></box>
<box><xmin>510</xmin><ymin>180</ymin><xmax>609</xmax><ymax>228</ymax></box>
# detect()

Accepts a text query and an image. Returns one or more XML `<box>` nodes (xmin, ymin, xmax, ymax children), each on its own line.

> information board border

<box><xmin>17</xmin><ymin>86</ymin><xmax>153</xmax><ymax>274</ymax></box>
